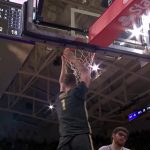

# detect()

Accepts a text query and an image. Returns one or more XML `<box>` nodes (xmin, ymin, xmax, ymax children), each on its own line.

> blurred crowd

<box><xmin>0</xmin><ymin>130</ymin><xmax>150</xmax><ymax>150</ymax></box>
<box><xmin>0</xmin><ymin>138</ymin><xmax>58</xmax><ymax>150</ymax></box>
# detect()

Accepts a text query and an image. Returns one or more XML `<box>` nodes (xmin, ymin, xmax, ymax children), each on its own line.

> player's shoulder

<box><xmin>98</xmin><ymin>145</ymin><xmax>109</xmax><ymax>150</ymax></box>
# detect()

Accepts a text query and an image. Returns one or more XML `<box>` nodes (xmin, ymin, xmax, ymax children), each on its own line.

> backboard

<box><xmin>0</xmin><ymin>0</ymin><xmax>150</xmax><ymax>61</ymax></box>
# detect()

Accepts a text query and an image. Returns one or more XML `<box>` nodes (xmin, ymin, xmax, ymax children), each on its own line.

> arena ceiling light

<box><xmin>126</xmin><ymin>12</ymin><xmax>150</xmax><ymax>45</ymax></box>
<box><xmin>127</xmin><ymin>25</ymin><xmax>143</xmax><ymax>40</ymax></box>
<box><xmin>48</xmin><ymin>104</ymin><xmax>54</xmax><ymax>110</ymax></box>
<box><xmin>90</xmin><ymin>63</ymin><xmax>100</xmax><ymax>72</ymax></box>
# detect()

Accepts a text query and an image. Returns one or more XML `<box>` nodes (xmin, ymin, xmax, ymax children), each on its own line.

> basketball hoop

<box><xmin>63</xmin><ymin>47</ymin><xmax>103</xmax><ymax>82</ymax></box>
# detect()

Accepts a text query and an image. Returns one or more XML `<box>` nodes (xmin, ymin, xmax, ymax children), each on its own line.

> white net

<box><xmin>64</xmin><ymin>48</ymin><xmax>95</xmax><ymax>81</ymax></box>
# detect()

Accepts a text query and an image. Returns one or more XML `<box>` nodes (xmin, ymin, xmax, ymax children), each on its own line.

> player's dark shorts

<box><xmin>57</xmin><ymin>134</ymin><xmax>94</xmax><ymax>150</ymax></box>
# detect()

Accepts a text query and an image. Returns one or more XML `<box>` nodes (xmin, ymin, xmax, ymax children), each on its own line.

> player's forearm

<box><xmin>59</xmin><ymin>56</ymin><xmax>66</xmax><ymax>83</ymax></box>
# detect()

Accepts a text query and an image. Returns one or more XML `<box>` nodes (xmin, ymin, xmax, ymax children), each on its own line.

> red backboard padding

<box><xmin>88</xmin><ymin>0</ymin><xmax>150</xmax><ymax>47</ymax></box>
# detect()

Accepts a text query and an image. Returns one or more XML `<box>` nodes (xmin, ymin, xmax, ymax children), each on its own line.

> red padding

<box><xmin>88</xmin><ymin>0</ymin><xmax>150</xmax><ymax>47</ymax></box>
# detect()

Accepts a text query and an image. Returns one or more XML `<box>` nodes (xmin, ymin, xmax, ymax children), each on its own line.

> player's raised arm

<box><xmin>59</xmin><ymin>55</ymin><xmax>67</xmax><ymax>92</ymax></box>
<box><xmin>63</xmin><ymin>48</ymin><xmax>91</xmax><ymax>88</ymax></box>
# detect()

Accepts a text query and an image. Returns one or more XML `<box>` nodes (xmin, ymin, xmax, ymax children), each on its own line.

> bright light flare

<box><xmin>120</xmin><ymin>42</ymin><xmax>125</xmax><ymax>46</ymax></box>
<box><xmin>127</xmin><ymin>12</ymin><xmax>150</xmax><ymax>41</ymax></box>
<box><xmin>89</xmin><ymin>63</ymin><xmax>100</xmax><ymax>72</ymax></box>
<box><xmin>48</xmin><ymin>104</ymin><xmax>54</xmax><ymax>110</ymax></box>
<box><xmin>127</xmin><ymin>25</ymin><xmax>143</xmax><ymax>40</ymax></box>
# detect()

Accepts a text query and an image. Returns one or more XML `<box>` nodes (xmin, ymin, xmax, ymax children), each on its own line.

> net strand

<box><xmin>64</xmin><ymin>48</ymin><xmax>95</xmax><ymax>82</ymax></box>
